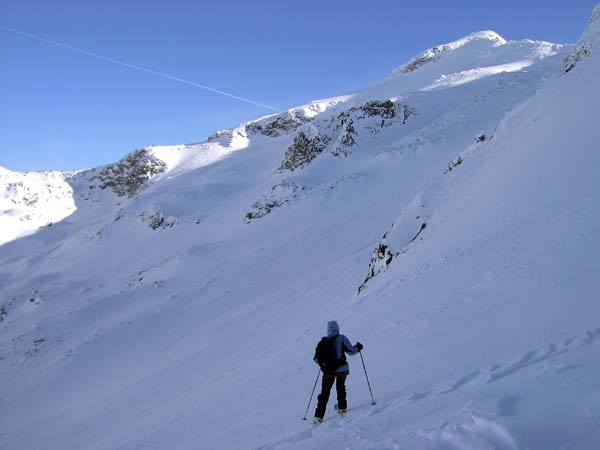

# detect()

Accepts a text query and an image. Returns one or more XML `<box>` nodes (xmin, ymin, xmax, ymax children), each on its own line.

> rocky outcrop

<box><xmin>95</xmin><ymin>149</ymin><xmax>166</xmax><ymax>198</ymax></box>
<box><xmin>330</xmin><ymin>100</ymin><xmax>417</xmax><ymax>157</ymax></box>
<box><xmin>563</xmin><ymin>46</ymin><xmax>592</xmax><ymax>74</ymax></box>
<box><xmin>245</xmin><ymin>180</ymin><xmax>302</xmax><ymax>222</ymax></box>
<box><xmin>358</xmin><ymin>196</ymin><xmax>431</xmax><ymax>293</ymax></box>
<box><xmin>361</xmin><ymin>100</ymin><xmax>397</xmax><ymax>118</ymax></box>
<box><xmin>277</xmin><ymin>99</ymin><xmax>418</xmax><ymax>169</ymax></box>
<box><xmin>358</xmin><ymin>222</ymin><xmax>427</xmax><ymax>294</ymax></box>
<box><xmin>139</xmin><ymin>208</ymin><xmax>177</xmax><ymax>230</ymax></box>
<box><xmin>207</xmin><ymin>130</ymin><xmax>233</xmax><ymax>145</ymax></box>
<box><xmin>278</xmin><ymin>129</ymin><xmax>331</xmax><ymax>171</ymax></box>
<box><xmin>401</xmin><ymin>46</ymin><xmax>445</xmax><ymax>73</ymax></box>
<box><xmin>246</xmin><ymin>111</ymin><xmax>311</xmax><ymax>138</ymax></box>
<box><xmin>563</xmin><ymin>5</ymin><xmax>600</xmax><ymax>74</ymax></box>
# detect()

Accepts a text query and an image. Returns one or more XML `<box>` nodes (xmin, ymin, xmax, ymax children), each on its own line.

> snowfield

<box><xmin>1</xmin><ymin>6</ymin><xmax>600</xmax><ymax>450</ymax></box>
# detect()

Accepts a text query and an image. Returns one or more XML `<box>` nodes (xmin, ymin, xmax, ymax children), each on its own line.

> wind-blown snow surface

<box><xmin>2</xmin><ymin>11</ymin><xmax>600</xmax><ymax>450</ymax></box>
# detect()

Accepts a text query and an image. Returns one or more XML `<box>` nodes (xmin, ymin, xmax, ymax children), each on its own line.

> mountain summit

<box><xmin>382</xmin><ymin>30</ymin><xmax>564</xmax><ymax>96</ymax></box>
<box><xmin>388</xmin><ymin>30</ymin><xmax>508</xmax><ymax>77</ymax></box>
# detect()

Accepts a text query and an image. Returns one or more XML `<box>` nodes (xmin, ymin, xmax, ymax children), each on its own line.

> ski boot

<box><xmin>334</xmin><ymin>404</ymin><xmax>347</xmax><ymax>416</ymax></box>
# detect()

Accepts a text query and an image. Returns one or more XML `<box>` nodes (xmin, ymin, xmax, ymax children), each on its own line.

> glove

<box><xmin>355</xmin><ymin>342</ymin><xmax>363</xmax><ymax>352</ymax></box>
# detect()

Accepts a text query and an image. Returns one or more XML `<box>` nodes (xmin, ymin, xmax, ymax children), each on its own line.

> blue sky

<box><xmin>1</xmin><ymin>0</ymin><xmax>597</xmax><ymax>172</ymax></box>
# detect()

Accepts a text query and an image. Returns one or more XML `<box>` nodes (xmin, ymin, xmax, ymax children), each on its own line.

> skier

<box><xmin>313</xmin><ymin>320</ymin><xmax>363</xmax><ymax>423</ymax></box>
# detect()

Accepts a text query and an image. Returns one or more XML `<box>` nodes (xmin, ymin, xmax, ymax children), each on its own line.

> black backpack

<box><xmin>315</xmin><ymin>335</ymin><xmax>346</xmax><ymax>374</ymax></box>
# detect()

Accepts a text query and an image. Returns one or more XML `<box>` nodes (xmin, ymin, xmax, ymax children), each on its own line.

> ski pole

<box><xmin>359</xmin><ymin>351</ymin><xmax>376</xmax><ymax>405</ymax></box>
<box><xmin>302</xmin><ymin>368</ymin><xmax>321</xmax><ymax>420</ymax></box>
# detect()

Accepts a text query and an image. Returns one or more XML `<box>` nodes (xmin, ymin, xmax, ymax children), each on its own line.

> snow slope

<box><xmin>1</xmin><ymin>7</ymin><xmax>600</xmax><ymax>450</ymax></box>
<box><xmin>0</xmin><ymin>167</ymin><xmax>76</xmax><ymax>245</ymax></box>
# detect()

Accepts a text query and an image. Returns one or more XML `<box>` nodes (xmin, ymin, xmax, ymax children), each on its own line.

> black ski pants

<box><xmin>314</xmin><ymin>371</ymin><xmax>348</xmax><ymax>419</ymax></box>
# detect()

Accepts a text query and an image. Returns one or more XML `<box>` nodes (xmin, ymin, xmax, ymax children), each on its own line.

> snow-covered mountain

<box><xmin>0</xmin><ymin>166</ymin><xmax>76</xmax><ymax>245</ymax></box>
<box><xmin>1</xmin><ymin>6</ymin><xmax>600</xmax><ymax>450</ymax></box>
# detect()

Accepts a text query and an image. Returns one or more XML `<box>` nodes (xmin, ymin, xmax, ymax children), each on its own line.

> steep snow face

<box><xmin>563</xmin><ymin>3</ymin><xmax>600</xmax><ymax>73</ymax></box>
<box><xmin>584</xmin><ymin>3</ymin><xmax>600</xmax><ymax>41</ymax></box>
<box><xmin>389</xmin><ymin>30</ymin><xmax>508</xmax><ymax>77</ymax></box>
<box><xmin>382</xmin><ymin>31</ymin><xmax>564</xmax><ymax>96</ymax></box>
<box><xmin>1</xmin><ymin>8</ymin><xmax>600</xmax><ymax>450</ymax></box>
<box><xmin>0</xmin><ymin>167</ymin><xmax>76</xmax><ymax>245</ymax></box>
<box><xmin>148</xmin><ymin>125</ymin><xmax>250</xmax><ymax>175</ymax></box>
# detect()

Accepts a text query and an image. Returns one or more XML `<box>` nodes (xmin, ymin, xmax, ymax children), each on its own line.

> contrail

<box><xmin>0</xmin><ymin>25</ymin><xmax>281</xmax><ymax>112</ymax></box>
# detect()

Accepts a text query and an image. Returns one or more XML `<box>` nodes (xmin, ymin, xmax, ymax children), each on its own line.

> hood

<box><xmin>327</xmin><ymin>321</ymin><xmax>340</xmax><ymax>337</ymax></box>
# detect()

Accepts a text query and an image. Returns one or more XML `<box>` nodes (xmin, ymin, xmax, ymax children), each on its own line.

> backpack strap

<box><xmin>329</xmin><ymin>335</ymin><xmax>347</xmax><ymax>369</ymax></box>
<box><xmin>334</xmin><ymin>335</ymin><xmax>347</xmax><ymax>366</ymax></box>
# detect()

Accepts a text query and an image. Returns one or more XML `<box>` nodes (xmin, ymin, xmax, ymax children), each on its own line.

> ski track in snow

<box><xmin>253</xmin><ymin>327</ymin><xmax>600</xmax><ymax>450</ymax></box>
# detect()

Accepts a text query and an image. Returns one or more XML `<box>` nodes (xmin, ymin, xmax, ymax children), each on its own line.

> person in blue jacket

<box><xmin>313</xmin><ymin>320</ymin><xmax>363</xmax><ymax>423</ymax></box>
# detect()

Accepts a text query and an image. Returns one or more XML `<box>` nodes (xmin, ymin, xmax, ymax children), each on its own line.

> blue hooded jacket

<box><xmin>316</xmin><ymin>320</ymin><xmax>359</xmax><ymax>374</ymax></box>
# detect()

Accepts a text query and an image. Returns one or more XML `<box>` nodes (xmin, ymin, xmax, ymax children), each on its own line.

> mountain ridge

<box><xmin>0</xmin><ymin>30</ymin><xmax>570</xmax><ymax>247</ymax></box>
